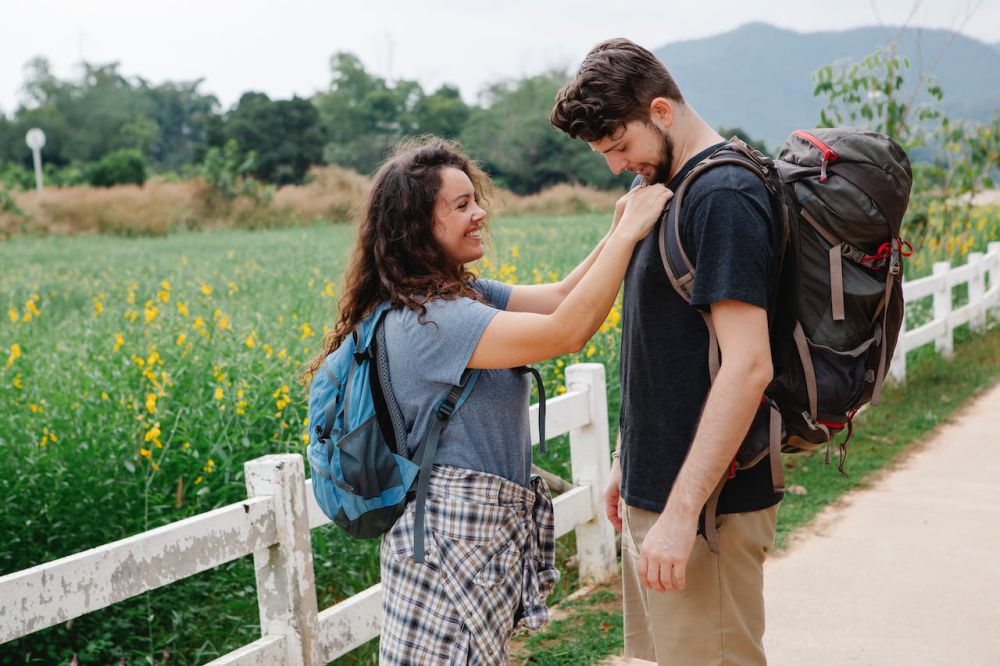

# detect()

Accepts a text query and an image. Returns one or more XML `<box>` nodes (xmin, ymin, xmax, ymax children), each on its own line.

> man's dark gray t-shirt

<box><xmin>620</xmin><ymin>142</ymin><xmax>784</xmax><ymax>515</ymax></box>
<box><xmin>382</xmin><ymin>280</ymin><xmax>534</xmax><ymax>486</ymax></box>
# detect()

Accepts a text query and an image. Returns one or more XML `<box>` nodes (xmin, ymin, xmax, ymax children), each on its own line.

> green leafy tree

<box><xmin>412</xmin><ymin>85</ymin><xmax>470</xmax><ymax>138</ymax></box>
<box><xmin>221</xmin><ymin>93</ymin><xmax>324</xmax><ymax>184</ymax></box>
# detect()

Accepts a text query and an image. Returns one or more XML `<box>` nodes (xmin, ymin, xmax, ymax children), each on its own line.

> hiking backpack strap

<box><xmin>412</xmin><ymin>369</ymin><xmax>481</xmax><ymax>564</ymax></box>
<box><xmin>518</xmin><ymin>365</ymin><xmax>547</xmax><ymax>454</ymax></box>
<box><xmin>656</xmin><ymin>138</ymin><xmax>787</xmax><ymax>554</ymax></box>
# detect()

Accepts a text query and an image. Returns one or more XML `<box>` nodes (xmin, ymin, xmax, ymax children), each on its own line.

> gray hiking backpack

<box><xmin>658</xmin><ymin>128</ymin><xmax>912</xmax><ymax>550</ymax></box>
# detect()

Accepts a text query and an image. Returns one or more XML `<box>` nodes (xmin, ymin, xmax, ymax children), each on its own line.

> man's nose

<box><xmin>606</xmin><ymin>154</ymin><xmax>628</xmax><ymax>175</ymax></box>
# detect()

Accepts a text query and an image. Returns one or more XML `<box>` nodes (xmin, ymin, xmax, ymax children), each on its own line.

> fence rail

<box><xmin>0</xmin><ymin>363</ymin><xmax>614</xmax><ymax>665</ymax></box>
<box><xmin>891</xmin><ymin>241</ymin><xmax>1000</xmax><ymax>381</ymax></box>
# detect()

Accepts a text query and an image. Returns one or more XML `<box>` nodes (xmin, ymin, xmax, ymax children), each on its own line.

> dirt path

<box><xmin>763</xmin><ymin>379</ymin><xmax>1000</xmax><ymax>665</ymax></box>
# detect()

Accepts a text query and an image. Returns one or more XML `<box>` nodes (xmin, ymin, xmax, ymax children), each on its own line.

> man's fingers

<box><xmin>647</xmin><ymin>559</ymin><xmax>666</xmax><ymax>593</ymax></box>
<box><xmin>672</xmin><ymin>562</ymin><xmax>686</xmax><ymax>591</ymax></box>
<box><xmin>604</xmin><ymin>493</ymin><xmax>622</xmax><ymax>531</ymax></box>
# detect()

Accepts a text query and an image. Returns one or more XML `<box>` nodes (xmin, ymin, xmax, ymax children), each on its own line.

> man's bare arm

<box><xmin>637</xmin><ymin>299</ymin><xmax>772</xmax><ymax>592</ymax></box>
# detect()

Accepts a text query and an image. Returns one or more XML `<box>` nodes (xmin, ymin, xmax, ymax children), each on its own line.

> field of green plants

<box><xmin>2</xmin><ymin>200</ymin><xmax>999</xmax><ymax>663</ymax></box>
<box><xmin>0</xmin><ymin>213</ymin><xmax>621</xmax><ymax>663</ymax></box>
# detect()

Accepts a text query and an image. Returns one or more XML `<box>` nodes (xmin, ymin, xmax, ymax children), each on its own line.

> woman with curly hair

<box><xmin>305</xmin><ymin>137</ymin><xmax>669</xmax><ymax>664</ymax></box>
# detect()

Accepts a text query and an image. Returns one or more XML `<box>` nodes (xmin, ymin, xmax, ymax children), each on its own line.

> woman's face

<box><xmin>432</xmin><ymin>166</ymin><xmax>487</xmax><ymax>267</ymax></box>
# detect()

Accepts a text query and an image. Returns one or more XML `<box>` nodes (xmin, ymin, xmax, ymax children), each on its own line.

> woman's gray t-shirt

<box><xmin>382</xmin><ymin>280</ymin><xmax>533</xmax><ymax>486</ymax></box>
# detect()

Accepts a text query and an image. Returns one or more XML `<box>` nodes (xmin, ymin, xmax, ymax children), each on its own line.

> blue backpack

<box><xmin>307</xmin><ymin>302</ymin><xmax>547</xmax><ymax>562</ymax></box>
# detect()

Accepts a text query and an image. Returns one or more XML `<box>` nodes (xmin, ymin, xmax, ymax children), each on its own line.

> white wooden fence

<box><xmin>890</xmin><ymin>241</ymin><xmax>1000</xmax><ymax>381</ymax></box>
<box><xmin>0</xmin><ymin>363</ymin><xmax>615</xmax><ymax>665</ymax></box>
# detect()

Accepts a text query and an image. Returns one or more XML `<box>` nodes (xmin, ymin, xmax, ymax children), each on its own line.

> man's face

<box><xmin>589</xmin><ymin>120</ymin><xmax>675</xmax><ymax>185</ymax></box>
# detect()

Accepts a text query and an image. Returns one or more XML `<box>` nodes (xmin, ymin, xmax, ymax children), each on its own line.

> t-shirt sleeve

<box><xmin>684</xmin><ymin>171</ymin><xmax>775</xmax><ymax>313</ymax></box>
<box><xmin>403</xmin><ymin>297</ymin><xmax>501</xmax><ymax>386</ymax></box>
<box><xmin>472</xmin><ymin>278</ymin><xmax>513</xmax><ymax>310</ymax></box>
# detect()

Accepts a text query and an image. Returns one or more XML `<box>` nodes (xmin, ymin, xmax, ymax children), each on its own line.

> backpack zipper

<box><xmin>793</xmin><ymin>130</ymin><xmax>838</xmax><ymax>182</ymax></box>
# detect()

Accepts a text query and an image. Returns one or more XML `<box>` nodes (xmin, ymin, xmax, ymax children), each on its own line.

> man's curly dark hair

<box><xmin>550</xmin><ymin>38</ymin><xmax>685</xmax><ymax>142</ymax></box>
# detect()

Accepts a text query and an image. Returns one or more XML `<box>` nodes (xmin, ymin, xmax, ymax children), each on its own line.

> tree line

<box><xmin>0</xmin><ymin>53</ymin><xmax>669</xmax><ymax>194</ymax></box>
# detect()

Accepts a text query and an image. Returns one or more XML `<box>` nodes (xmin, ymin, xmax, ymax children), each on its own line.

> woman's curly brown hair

<box><xmin>302</xmin><ymin>137</ymin><xmax>493</xmax><ymax>384</ymax></box>
<box><xmin>550</xmin><ymin>38</ymin><xmax>685</xmax><ymax>142</ymax></box>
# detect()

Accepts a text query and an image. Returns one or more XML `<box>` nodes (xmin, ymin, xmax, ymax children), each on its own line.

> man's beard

<box><xmin>642</xmin><ymin>128</ymin><xmax>675</xmax><ymax>185</ymax></box>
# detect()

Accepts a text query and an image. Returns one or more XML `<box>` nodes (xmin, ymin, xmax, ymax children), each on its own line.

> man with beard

<box><xmin>551</xmin><ymin>38</ymin><xmax>783</xmax><ymax>664</ymax></box>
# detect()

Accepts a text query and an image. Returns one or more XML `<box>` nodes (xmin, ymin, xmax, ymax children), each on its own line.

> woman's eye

<box><xmin>457</xmin><ymin>202</ymin><xmax>468</xmax><ymax>210</ymax></box>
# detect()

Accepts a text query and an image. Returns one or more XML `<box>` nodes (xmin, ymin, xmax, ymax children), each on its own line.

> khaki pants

<box><xmin>621</xmin><ymin>503</ymin><xmax>778</xmax><ymax>665</ymax></box>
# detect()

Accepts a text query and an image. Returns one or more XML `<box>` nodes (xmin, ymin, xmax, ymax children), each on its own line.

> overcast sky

<box><xmin>3</xmin><ymin>0</ymin><xmax>997</xmax><ymax>115</ymax></box>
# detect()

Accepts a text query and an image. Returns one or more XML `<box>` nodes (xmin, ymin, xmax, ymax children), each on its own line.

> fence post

<box><xmin>889</xmin><ymin>301</ymin><xmax>907</xmax><ymax>383</ymax></box>
<box><xmin>932</xmin><ymin>261</ymin><xmax>954</xmax><ymax>358</ymax></box>
<box><xmin>245</xmin><ymin>454</ymin><xmax>319</xmax><ymax>665</ymax></box>
<box><xmin>989</xmin><ymin>242</ymin><xmax>1000</xmax><ymax>322</ymax></box>
<box><xmin>969</xmin><ymin>252</ymin><xmax>986</xmax><ymax>332</ymax></box>
<box><xmin>565</xmin><ymin>363</ymin><xmax>617</xmax><ymax>584</ymax></box>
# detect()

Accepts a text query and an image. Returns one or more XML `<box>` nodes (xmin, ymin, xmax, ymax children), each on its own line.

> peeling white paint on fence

<box><xmin>0</xmin><ymin>363</ymin><xmax>616</xmax><ymax>665</ymax></box>
<box><xmin>0</xmin><ymin>496</ymin><xmax>276</xmax><ymax>644</ymax></box>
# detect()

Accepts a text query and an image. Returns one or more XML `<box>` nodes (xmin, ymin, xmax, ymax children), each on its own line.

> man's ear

<box><xmin>649</xmin><ymin>97</ymin><xmax>674</xmax><ymax>129</ymax></box>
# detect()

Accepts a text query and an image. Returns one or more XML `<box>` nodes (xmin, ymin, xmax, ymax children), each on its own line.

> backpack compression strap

<box><xmin>411</xmin><ymin>369</ymin><xmax>481</xmax><ymax>564</ymax></box>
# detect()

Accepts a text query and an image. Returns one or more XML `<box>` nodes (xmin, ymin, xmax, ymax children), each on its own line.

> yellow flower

<box><xmin>245</xmin><ymin>336</ymin><xmax>255</xmax><ymax>349</ymax></box>
<box><xmin>144</xmin><ymin>301</ymin><xmax>159</xmax><ymax>323</ymax></box>
<box><xmin>132</xmin><ymin>355</ymin><xmax>146</xmax><ymax>367</ymax></box>
<box><xmin>161</xmin><ymin>280</ymin><xmax>172</xmax><ymax>291</ymax></box>
<box><xmin>214</xmin><ymin>387</ymin><xmax>224</xmax><ymax>400</ymax></box>
<box><xmin>177</xmin><ymin>302</ymin><xmax>189</xmax><ymax>317</ymax></box>
<box><xmin>13</xmin><ymin>373</ymin><xmax>23</xmax><ymax>389</ymax></box>
<box><xmin>182</xmin><ymin>441</ymin><xmax>191</xmax><ymax>450</ymax></box>
<box><xmin>92</xmin><ymin>299</ymin><xmax>104</xmax><ymax>317</ymax></box>
<box><xmin>144</xmin><ymin>423</ymin><xmax>161</xmax><ymax>442</ymax></box>
<box><xmin>194</xmin><ymin>476</ymin><xmax>203</xmax><ymax>484</ymax></box>
<box><xmin>176</xmin><ymin>333</ymin><xmax>187</xmax><ymax>346</ymax></box>
<box><xmin>511</xmin><ymin>245</ymin><xmax>520</xmax><ymax>258</ymax></box>
<box><xmin>7</xmin><ymin>307</ymin><xmax>17</xmax><ymax>322</ymax></box>
<box><xmin>29</xmin><ymin>402</ymin><xmax>41</xmax><ymax>413</ymax></box>
<box><xmin>140</xmin><ymin>447</ymin><xmax>152</xmax><ymax>459</ymax></box>
<box><xmin>26</xmin><ymin>299</ymin><xmax>40</xmax><ymax>317</ymax></box>
<box><xmin>217</xmin><ymin>314</ymin><xmax>231</xmax><ymax>331</ymax></box>
<box><xmin>586</xmin><ymin>344</ymin><xmax>596</xmax><ymax>358</ymax></box>
<box><xmin>200</xmin><ymin>282</ymin><xmax>213</xmax><ymax>297</ymax></box>
<box><xmin>158</xmin><ymin>290</ymin><xmax>170</xmax><ymax>303</ymax></box>
<box><xmin>145</xmin><ymin>393</ymin><xmax>157</xmax><ymax>414</ymax></box>
<box><xmin>301</xmin><ymin>323</ymin><xmax>314</xmax><ymax>340</ymax></box>
<box><xmin>150</xmin><ymin>461</ymin><xmax>160</xmax><ymax>471</ymax></box>
<box><xmin>324</xmin><ymin>282</ymin><xmax>336</xmax><ymax>299</ymax></box>
<box><xmin>5</xmin><ymin>343</ymin><xmax>21</xmax><ymax>369</ymax></box>
<box><xmin>101</xmin><ymin>391</ymin><xmax>109</xmax><ymax>400</ymax></box>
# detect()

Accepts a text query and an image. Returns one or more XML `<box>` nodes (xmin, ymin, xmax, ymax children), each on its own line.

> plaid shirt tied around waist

<box><xmin>380</xmin><ymin>465</ymin><xmax>560</xmax><ymax>665</ymax></box>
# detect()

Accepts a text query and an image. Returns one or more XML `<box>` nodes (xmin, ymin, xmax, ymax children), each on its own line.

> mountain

<box><xmin>653</xmin><ymin>22</ymin><xmax>1000</xmax><ymax>149</ymax></box>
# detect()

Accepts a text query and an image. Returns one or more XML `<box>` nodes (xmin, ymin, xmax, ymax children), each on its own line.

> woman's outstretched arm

<box><xmin>505</xmin><ymin>191</ymin><xmax>633</xmax><ymax>315</ymax></box>
<box><xmin>468</xmin><ymin>184</ymin><xmax>671</xmax><ymax>369</ymax></box>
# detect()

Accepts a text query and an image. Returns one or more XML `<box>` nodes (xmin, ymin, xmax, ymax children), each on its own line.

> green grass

<box><xmin>515</xmin><ymin>590</ymin><xmax>623</xmax><ymax>665</ymax></box>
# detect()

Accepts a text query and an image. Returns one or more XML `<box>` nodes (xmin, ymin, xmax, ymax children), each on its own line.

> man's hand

<box><xmin>637</xmin><ymin>510</ymin><xmax>699</xmax><ymax>593</ymax></box>
<box><xmin>603</xmin><ymin>456</ymin><xmax>623</xmax><ymax>531</ymax></box>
